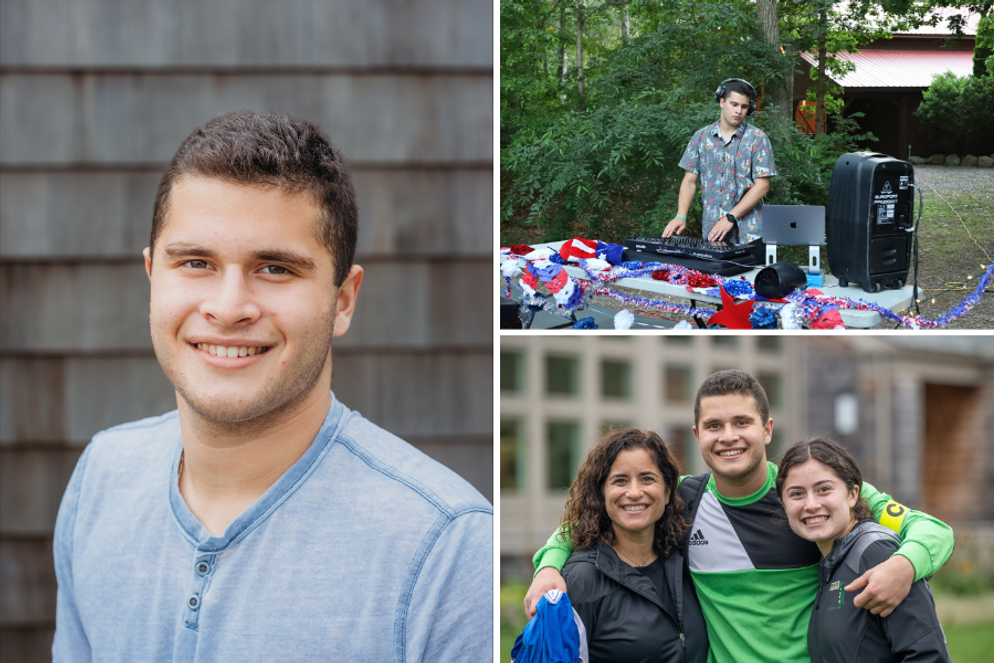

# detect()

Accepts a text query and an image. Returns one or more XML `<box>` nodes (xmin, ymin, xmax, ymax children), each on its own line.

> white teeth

<box><xmin>718</xmin><ymin>450</ymin><xmax>743</xmax><ymax>457</ymax></box>
<box><xmin>196</xmin><ymin>343</ymin><xmax>266</xmax><ymax>357</ymax></box>
<box><xmin>805</xmin><ymin>516</ymin><xmax>828</xmax><ymax>524</ymax></box>
<box><xmin>623</xmin><ymin>505</ymin><xmax>646</xmax><ymax>511</ymax></box>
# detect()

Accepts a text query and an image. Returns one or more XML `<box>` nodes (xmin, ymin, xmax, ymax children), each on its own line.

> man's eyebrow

<box><xmin>161</xmin><ymin>244</ymin><xmax>217</xmax><ymax>259</ymax></box>
<box><xmin>253</xmin><ymin>250</ymin><xmax>317</xmax><ymax>271</ymax></box>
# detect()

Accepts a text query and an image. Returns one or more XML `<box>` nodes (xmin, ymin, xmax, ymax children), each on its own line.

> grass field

<box><xmin>499</xmin><ymin>581</ymin><xmax>994</xmax><ymax>662</ymax></box>
<box><xmin>945</xmin><ymin>622</ymin><xmax>994</xmax><ymax>662</ymax></box>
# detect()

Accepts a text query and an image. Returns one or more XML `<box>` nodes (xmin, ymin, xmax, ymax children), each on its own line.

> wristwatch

<box><xmin>726</xmin><ymin>212</ymin><xmax>737</xmax><ymax>224</ymax></box>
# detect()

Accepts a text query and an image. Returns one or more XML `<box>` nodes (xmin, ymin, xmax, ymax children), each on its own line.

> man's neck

<box><xmin>712</xmin><ymin>460</ymin><xmax>769</xmax><ymax>499</ymax></box>
<box><xmin>176</xmin><ymin>389</ymin><xmax>332</xmax><ymax>536</ymax></box>
<box><xmin>717</xmin><ymin>118</ymin><xmax>740</xmax><ymax>142</ymax></box>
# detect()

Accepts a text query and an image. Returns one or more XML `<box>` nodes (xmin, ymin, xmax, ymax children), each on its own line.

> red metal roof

<box><xmin>799</xmin><ymin>50</ymin><xmax>975</xmax><ymax>88</ymax></box>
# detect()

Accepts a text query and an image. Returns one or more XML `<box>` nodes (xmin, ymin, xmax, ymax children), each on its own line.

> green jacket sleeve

<box><xmin>860</xmin><ymin>480</ymin><xmax>954</xmax><ymax>582</ymax></box>
<box><xmin>531</xmin><ymin>527</ymin><xmax>575</xmax><ymax>575</ymax></box>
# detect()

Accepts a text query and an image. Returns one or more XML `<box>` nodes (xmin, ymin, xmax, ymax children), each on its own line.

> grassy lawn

<box><xmin>944</xmin><ymin>622</ymin><xmax>994</xmax><ymax>662</ymax></box>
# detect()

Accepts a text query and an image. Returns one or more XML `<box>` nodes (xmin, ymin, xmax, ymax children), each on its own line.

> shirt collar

<box><xmin>709</xmin><ymin>120</ymin><xmax>746</xmax><ymax>141</ymax></box>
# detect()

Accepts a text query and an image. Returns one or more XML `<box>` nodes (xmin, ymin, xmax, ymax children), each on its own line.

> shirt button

<box><xmin>188</xmin><ymin>595</ymin><xmax>201</xmax><ymax>610</ymax></box>
<box><xmin>196</xmin><ymin>561</ymin><xmax>210</xmax><ymax>576</ymax></box>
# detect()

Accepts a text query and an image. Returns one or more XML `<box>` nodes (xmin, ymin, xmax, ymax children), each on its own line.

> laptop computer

<box><xmin>762</xmin><ymin>205</ymin><xmax>826</xmax><ymax>246</ymax></box>
<box><xmin>761</xmin><ymin>205</ymin><xmax>826</xmax><ymax>270</ymax></box>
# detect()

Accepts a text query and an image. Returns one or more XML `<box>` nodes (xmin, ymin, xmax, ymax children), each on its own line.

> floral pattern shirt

<box><xmin>679</xmin><ymin>120</ymin><xmax>776</xmax><ymax>243</ymax></box>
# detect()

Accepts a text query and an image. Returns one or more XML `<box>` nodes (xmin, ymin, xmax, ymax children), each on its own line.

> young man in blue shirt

<box><xmin>52</xmin><ymin>111</ymin><xmax>493</xmax><ymax>662</ymax></box>
<box><xmin>662</xmin><ymin>79</ymin><xmax>777</xmax><ymax>243</ymax></box>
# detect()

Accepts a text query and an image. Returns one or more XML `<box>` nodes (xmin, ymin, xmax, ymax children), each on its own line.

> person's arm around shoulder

<box><xmin>845</xmin><ymin>481</ymin><xmax>954</xmax><ymax>617</ymax></box>
<box><xmin>52</xmin><ymin>446</ymin><xmax>95</xmax><ymax>662</ymax></box>
<box><xmin>524</xmin><ymin>527</ymin><xmax>576</xmax><ymax>618</ymax></box>
<box><xmin>405</xmin><ymin>509</ymin><xmax>493</xmax><ymax>663</ymax></box>
<box><xmin>858</xmin><ymin>537</ymin><xmax>951</xmax><ymax>662</ymax></box>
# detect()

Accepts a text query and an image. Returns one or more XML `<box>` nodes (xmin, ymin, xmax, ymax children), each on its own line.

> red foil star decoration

<box><xmin>707</xmin><ymin>285</ymin><xmax>755</xmax><ymax>329</ymax></box>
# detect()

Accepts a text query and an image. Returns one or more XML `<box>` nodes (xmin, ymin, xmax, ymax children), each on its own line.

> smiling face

<box><xmin>719</xmin><ymin>91</ymin><xmax>751</xmax><ymax>128</ymax></box>
<box><xmin>781</xmin><ymin>459</ymin><xmax>859</xmax><ymax>556</ymax></box>
<box><xmin>693</xmin><ymin>393</ymin><xmax>773</xmax><ymax>494</ymax></box>
<box><xmin>144</xmin><ymin>176</ymin><xmax>362</xmax><ymax>429</ymax></box>
<box><xmin>603</xmin><ymin>448</ymin><xmax>670</xmax><ymax>542</ymax></box>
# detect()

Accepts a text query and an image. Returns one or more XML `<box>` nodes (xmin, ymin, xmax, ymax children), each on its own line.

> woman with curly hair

<box><xmin>776</xmin><ymin>438</ymin><xmax>950</xmax><ymax>662</ymax></box>
<box><xmin>558</xmin><ymin>428</ymin><xmax>709</xmax><ymax>663</ymax></box>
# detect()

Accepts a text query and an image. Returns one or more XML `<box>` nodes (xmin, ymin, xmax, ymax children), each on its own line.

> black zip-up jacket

<box><xmin>561</xmin><ymin>539</ymin><xmax>709</xmax><ymax>663</ymax></box>
<box><xmin>809</xmin><ymin>519</ymin><xmax>951</xmax><ymax>662</ymax></box>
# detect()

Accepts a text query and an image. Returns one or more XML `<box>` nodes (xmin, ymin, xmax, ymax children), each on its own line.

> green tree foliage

<box><xmin>976</xmin><ymin>13</ymin><xmax>993</xmax><ymax>76</ymax></box>
<box><xmin>500</xmin><ymin>0</ymin><xmax>872</xmax><ymax>241</ymax></box>
<box><xmin>914</xmin><ymin>72</ymin><xmax>994</xmax><ymax>154</ymax></box>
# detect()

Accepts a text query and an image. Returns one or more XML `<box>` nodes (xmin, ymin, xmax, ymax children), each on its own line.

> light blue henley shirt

<box><xmin>53</xmin><ymin>395</ymin><xmax>494</xmax><ymax>662</ymax></box>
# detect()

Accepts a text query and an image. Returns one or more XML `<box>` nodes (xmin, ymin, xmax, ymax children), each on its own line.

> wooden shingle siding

<box><xmin>0</xmin><ymin>74</ymin><xmax>491</xmax><ymax>165</ymax></box>
<box><xmin>0</xmin><ymin>0</ymin><xmax>493</xmax><ymax>658</ymax></box>
<box><xmin>2</xmin><ymin>170</ymin><xmax>493</xmax><ymax>257</ymax></box>
<box><xmin>0</xmin><ymin>0</ymin><xmax>491</xmax><ymax>68</ymax></box>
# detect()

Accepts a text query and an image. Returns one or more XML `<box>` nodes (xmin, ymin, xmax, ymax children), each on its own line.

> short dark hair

<box><xmin>694</xmin><ymin>370</ymin><xmax>770</xmax><ymax>427</ymax></box>
<box><xmin>721</xmin><ymin>79</ymin><xmax>756</xmax><ymax>101</ymax></box>
<box><xmin>151</xmin><ymin>111</ymin><xmax>358</xmax><ymax>286</ymax></box>
<box><xmin>559</xmin><ymin>428</ymin><xmax>688</xmax><ymax>559</ymax></box>
<box><xmin>775</xmin><ymin>437</ymin><xmax>873</xmax><ymax>521</ymax></box>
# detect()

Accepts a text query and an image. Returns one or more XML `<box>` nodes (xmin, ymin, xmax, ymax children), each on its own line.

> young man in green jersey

<box><xmin>524</xmin><ymin>370</ymin><xmax>953</xmax><ymax>663</ymax></box>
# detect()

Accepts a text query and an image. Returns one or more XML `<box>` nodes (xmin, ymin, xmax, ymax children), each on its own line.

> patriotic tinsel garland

<box><xmin>500</xmin><ymin>245</ymin><xmax>993</xmax><ymax>329</ymax></box>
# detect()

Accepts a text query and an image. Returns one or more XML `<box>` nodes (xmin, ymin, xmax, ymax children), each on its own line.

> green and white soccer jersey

<box><xmin>688</xmin><ymin>465</ymin><xmax>820</xmax><ymax>663</ymax></box>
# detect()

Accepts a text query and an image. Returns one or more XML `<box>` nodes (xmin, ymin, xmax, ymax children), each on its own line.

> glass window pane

<box><xmin>664</xmin><ymin>335</ymin><xmax>692</xmax><ymax>345</ymax></box>
<box><xmin>500</xmin><ymin>419</ymin><xmax>521</xmax><ymax>491</ymax></box>
<box><xmin>757</xmin><ymin>337</ymin><xmax>782</xmax><ymax>353</ymax></box>
<box><xmin>665</xmin><ymin>366</ymin><xmax>692</xmax><ymax>404</ymax></box>
<box><xmin>547</xmin><ymin>421</ymin><xmax>580</xmax><ymax>490</ymax></box>
<box><xmin>601</xmin><ymin>360</ymin><xmax>632</xmax><ymax>399</ymax></box>
<box><xmin>500</xmin><ymin>352</ymin><xmax>523</xmax><ymax>393</ymax></box>
<box><xmin>546</xmin><ymin>355</ymin><xmax>580</xmax><ymax>397</ymax></box>
<box><xmin>711</xmin><ymin>337</ymin><xmax>738</xmax><ymax>348</ymax></box>
<box><xmin>758</xmin><ymin>372</ymin><xmax>783</xmax><ymax>409</ymax></box>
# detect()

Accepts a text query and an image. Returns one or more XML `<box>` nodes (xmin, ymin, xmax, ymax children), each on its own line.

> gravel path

<box><xmin>910</xmin><ymin>166</ymin><xmax>993</xmax><ymax>330</ymax></box>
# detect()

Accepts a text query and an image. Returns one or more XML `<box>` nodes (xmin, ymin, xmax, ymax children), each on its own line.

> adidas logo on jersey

<box><xmin>689</xmin><ymin>529</ymin><xmax>708</xmax><ymax>546</ymax></box>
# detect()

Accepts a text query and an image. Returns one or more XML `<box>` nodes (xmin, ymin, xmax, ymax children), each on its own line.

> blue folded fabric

<box><xmin>510</xmin><ymin>590</ymin><xmax>581</xmax><ymax>663</ymax></box>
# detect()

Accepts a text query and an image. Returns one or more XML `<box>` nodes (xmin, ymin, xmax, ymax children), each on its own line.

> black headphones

<box><xmin>714</xmin><ymin>78</ymin><xmax>757</xmax><ymax>116</ymax></box>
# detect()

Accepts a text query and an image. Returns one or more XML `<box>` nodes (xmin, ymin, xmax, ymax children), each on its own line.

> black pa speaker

<box><xmin>826</xmin><ymin>152</ymin><xmax>914</xmax><ymax>293</ymax></box>
<box><xmin>754</xmin><ymin>262</ymin><xmax>808</xmax><ymax>299</ymax></box>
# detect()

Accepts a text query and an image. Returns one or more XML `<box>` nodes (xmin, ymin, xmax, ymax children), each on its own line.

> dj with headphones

<box><xmin>662</xmin><ymin>78</ymin><xmax>777</xmax><ymax>244</ymax></box>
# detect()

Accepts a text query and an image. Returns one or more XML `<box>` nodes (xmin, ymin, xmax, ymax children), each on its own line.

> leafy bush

<box><xmin>502</xmin><ymin>90</ymin><xmax>874</xmax><ymax>242</ymax></box>
<box><xmin>914</xmin><ymin>72</ymin><xmax>994</xmax><ymax>155</ymax></box>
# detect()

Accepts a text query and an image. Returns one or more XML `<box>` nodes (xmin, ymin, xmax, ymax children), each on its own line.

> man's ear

<box><xmin>332</xmin><ymin>265</ymin><xmax>364</xmax><ymax>338</ymax></box>
<box><xmin>143</xmin><ymin>248</ymin><xmax>153</xmax><ymax>280</ymax></box>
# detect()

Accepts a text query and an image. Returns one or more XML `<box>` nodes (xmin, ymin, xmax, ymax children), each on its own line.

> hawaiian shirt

<box><xmin>679</xmin><ymin>120</ymin><xmax>776</xmax><ymax>243</ymax></box>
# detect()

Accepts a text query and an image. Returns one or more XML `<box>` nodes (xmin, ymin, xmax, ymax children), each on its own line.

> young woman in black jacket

<box><xmin>558</xmin><ymin>428</ymin><xmax>709</xmax><ymax>663</ymax></box>
<box><xmin>776</xmin><ymin>438</ymin><xmax>950</xmax><ymax>663</ymax></box>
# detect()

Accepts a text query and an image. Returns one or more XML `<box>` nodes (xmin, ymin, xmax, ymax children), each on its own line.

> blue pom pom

<box><xmin>722</xmin><ymin>279</ymin><xmax>754</xmax><ymax>297</ymax></box>
<box><xmin>749</xmin><ymin>306</ymin><xmax>778</xmax><ymax>329</ymax></box>
<box><xmin>573</xmin><ymin>316</ymin><xmax>599</xmax><ymax>330</ymax></box>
